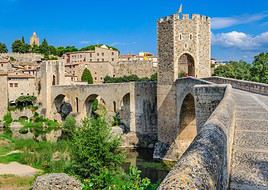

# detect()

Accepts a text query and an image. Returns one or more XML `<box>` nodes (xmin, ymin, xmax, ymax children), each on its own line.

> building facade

<box><xmin>8</xmin><ymin>72</ymin><xmax>37</xmax><ymax>102</ymax></box>
<box><xmin>63</xmin><ymin>45</ymin><xmax>119</xmax><ymax>64</ymax></box>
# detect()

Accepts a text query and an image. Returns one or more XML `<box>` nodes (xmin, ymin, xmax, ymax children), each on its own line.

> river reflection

<box><xmin>123</xmin><ymin>148</ymin><xmax>174</xmax><ymax>183</ymax></box>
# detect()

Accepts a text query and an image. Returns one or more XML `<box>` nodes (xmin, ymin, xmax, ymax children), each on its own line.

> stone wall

<box><xmin>113</xmin><ymin>61</ymin><xmax>157</xmax><ymax>79</ymax></box>
<box><xmin>158</xmin><ymin>14</ymin><xmax>211</xmax><ymax>81</ymax></box>
<box><xmin>158</xmin><ymin>84</ymin><xmax>235</xmax><ymax>190</ymax></box>
<box><xmin>0</xmin><ymin>73</ymin><xmax>8</xmax><ymax>119</ymax></box>
<box><xmin>203</xmin><ymin>76</ymin><xmax>268</xmax><ymax>95</ymax></box>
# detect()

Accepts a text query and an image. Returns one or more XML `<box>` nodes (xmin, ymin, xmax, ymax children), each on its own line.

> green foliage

<box><xmin>69</xmin><ymin>117</ymin><xmax>124</xmax><ymax>188</ymax></box>
<box><xmin>39</xmin><ymin>39</ymin><xmax>49</xmax><ymax>56</ymax></box>
<box><xmin>80</xmin><ymin>44</ymin><xmax>118</xmax><ymax>52</ymax></box>
<box><xmin>214</xmin><ymin>55</ymin><xmax>268</xmax><ymax>84</ymax></box>
<box><xmin>0</xmin><ymin>42</ymin><xmax>8</xmax><ymax>53</ymax></box>
<box><xmin>91</xmin><ymin>99</ymin><xmax>99</xmax><ymax>112</ymax></box>
<box><xmin>20</xmin><ymin>113</ymin><xmax>59</xmax><ymax>137</ymax></box>
<box><xmin>112</xmin><ymin>114</ymin><xmax>121</xmax><ymax>126</ymax></box>
<box><xmin>150</xmin><ymin>73</ymin><xmax>157</xmax><ymax>81</ymax></box>
<box><xmin>81</xmin><ymin>68</ymin><xmax>93</xmax><ymax>84</ymax></box>
<box><xmin>3</xmin><ymin>112</ymin><xmax>13</xmax><ymax>128</ymax></box>
<box><xmin>62</xmin><ymin>116</ymin><xmax>77</xmax><ymax>140</ymax></box>
<box><xmin>104</xmin><ymin>74</ymin><xmax>156</xmax><ymax>83</ymax></box>
<box><xmin>118</xmin><ymin>166</ymin><xmax>157</xmax><ymax>190</ymax></box>
<box><xmin>0</xmin><ymin>133</ymin><xmax>70</xmax><ymax>173</ymax></box>
<box><xmin>12</xmin><ymin>38</ymin><xmax>30</xmax><ymax>53</ymax></box>
<box><xmin>214</xmin><ymin>60</ymin><xmax>252</xmax><ymax>80</ymax></box>
<box><xmin>251</xmin><ymin>53</ymin><xmax>268</xmax><ymax>84</ymax></box>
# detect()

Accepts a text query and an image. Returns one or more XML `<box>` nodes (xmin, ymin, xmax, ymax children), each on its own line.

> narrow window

<box><xmin>76</xmin><ymin>97</ymin><xmax>79</xmax><ymax>113</ymax></box>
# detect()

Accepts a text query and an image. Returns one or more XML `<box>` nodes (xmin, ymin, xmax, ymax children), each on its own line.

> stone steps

<box><xmin>230</xmin><ymin>89</ymin><xmax>268</xmax><ymax>189</ymax></box>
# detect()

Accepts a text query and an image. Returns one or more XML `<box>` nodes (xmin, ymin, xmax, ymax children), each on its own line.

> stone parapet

<box><xmin>158</xmin><ymin>84</ymin><xmax>235</xmax><ymax>190</ymax></box>
<box><xmin>203</xmin><ymin>76</ymin><xmax>268</xmax><ymax>95</ymax></box>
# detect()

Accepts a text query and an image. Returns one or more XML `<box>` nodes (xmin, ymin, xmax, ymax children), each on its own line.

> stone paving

<box><xmin>230</xmin><ymin>89</ymin><xmax>268</xmax><ymax>190</ymax></box>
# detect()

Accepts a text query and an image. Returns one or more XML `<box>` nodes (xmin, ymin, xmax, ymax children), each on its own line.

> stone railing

<box><xmin>158</xmin><ymin>84</ymin><xmax>235</xmax><ymax>190</ymax></box>
<box><xmin>203</xmin><ymin>76</ymin><xmax>268</xmax><ymax>95</ymax></box>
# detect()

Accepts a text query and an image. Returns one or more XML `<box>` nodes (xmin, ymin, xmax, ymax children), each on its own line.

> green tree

<box><xmin>251</xmin><ymin>53</ymin><xmax>268</xmax><ymax>84</ymax></box>
<box><xmin>12</xmin><ymin>37</ymin><xmax>30</xmax><ymax>53</ymax></box>
<box><xmin>81</xmin><ymin>68</ymin><xmax>93</xmax><ymax>84</ymax></box>
<box><xmin>214</xmin><ymin>60</ymin><xmax>252</xmax><ymax>80</ymax></box>
<box><xmin>39</xmin><ymin>39</ymin><xmax>50</xmax><ymax>56</ymax></box>
<box><xmin>0</xmin><ymin>42</ymin><xmax>8</xmax><ymax>53</ymax></box>
<box><xmin>31</xmin><ymin>44</ymin><xmax>40</xmax><ymax>53</ymax></box>
<box><xmin>70</xmin><ymin>117</ymin><xmax>123</xmax><ymax>189</ymax></box>
<box><xmin>12</xmin><ymin>40</ymin><xmax>24</xmax><ymax>53</ymax></box>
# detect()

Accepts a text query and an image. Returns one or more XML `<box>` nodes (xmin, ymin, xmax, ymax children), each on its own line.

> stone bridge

<box><xmin>158</xmin><ymin>77</ymin><xmax>268</xmax><ymax>190</ymax></box>
<box><xmin>49</xmin><ymin>82</ymin><xmax>157</xmax><ymax>136</ymax></box>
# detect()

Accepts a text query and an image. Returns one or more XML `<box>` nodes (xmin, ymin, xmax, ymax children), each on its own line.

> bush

<box><xmin>62</xmin><ymin>116</ymin><xmax>77</xmax><ymax>140</ymax></box>
<box><xmin>69</xmin><ymin>117</ymin><xmax>124</xmax><ymax>189</ymax></box>
<box><xmin>3</xmin><ymin>112</ymin><xmax>13</xmax><ymax>128</ymax></box>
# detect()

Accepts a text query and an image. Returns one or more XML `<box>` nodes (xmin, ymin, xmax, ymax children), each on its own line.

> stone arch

<box><xmin>176</xmin><ymin>93</ymin><xmax>196</xmax><ymax>157</ymax></box>
<box><xmin>178</xmin><ymin>53</ymin><xmax>195</xmax><ymax>77</ymax></box>
<box><xmin>53</xmin><ymin>94</ymin><xmax>66</xmax><ymax>113</ymax></box>
<box><xmin>53</xmin><ymin>94</ymin><xmax>73</xmax><ymax>120</ymax></box>
<box><xmin>84</xmin><ymin>94</ymin><xmax>106</xmax><ymax>117</ymax></box>
<box><xmin>119</xmin><ymin>93</ymin><xmax>131</xmax><ymax>131</ymax></box>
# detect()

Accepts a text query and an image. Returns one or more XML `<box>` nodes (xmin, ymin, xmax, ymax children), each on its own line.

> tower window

<box><xmin>190</xmin><ymin>34</ymin><xmax>193</xmax><ymax>40</ymax></box>
<box><xmin>179</xmin><ymin>34</ymin><xmax>182</xmax><ymax>40</ymax></box>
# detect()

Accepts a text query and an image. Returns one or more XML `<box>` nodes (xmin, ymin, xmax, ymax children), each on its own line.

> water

<box><xmin>123</xmin><ymin>148</ymin><xmax>174</xmax><ymax>183</ymax></box>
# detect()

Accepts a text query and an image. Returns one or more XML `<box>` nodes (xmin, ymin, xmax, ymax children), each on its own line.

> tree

<box><xmin>214</xmin><ymin>60</ymin><xmax>251</xmax><ymax>80</ymax></box>
<box><xmin>39</xmin><ymin>39</ymin><xmax>50</xmax><ymax>56</ymax></box>
<box><xmin>81</xmin><ymin>68</ymin><xmax>93</xmax><ymax>84</ymax></box>
<box><xmin>251</xmin><ymin>53</ymin><xmax>268</xmax><ymax>84</ymax></box>
<box><xmin>0</xmin><ymin>42</ymin><xmax>8</xmax><ymax>53</ymax></box>
<box><xmin>11</xmin><ymin>37</ymin><xmax>30</xmax><ymax>53</ymax></box>
<box><xmin>12</xmin><ymin>40</ymin><xmax>24</xmax><ymax>53</ymax></box>
<box><xmin>70</xmin><ymin>117</ymin><xmax>124</xmax><ymax>189</ymax></box>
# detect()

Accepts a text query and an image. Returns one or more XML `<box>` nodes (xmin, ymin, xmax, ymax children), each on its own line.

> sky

<box><xmin>1</xmin><ymin>0</ymin><xmax>268</xmax><ymax>62</ymax></box>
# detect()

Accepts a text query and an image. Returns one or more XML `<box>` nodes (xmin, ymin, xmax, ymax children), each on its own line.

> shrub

<box><xmin>62</xmin><ymin>116</ymin><xmax>77</xmax><ymax>140</ymax></box>
<box><xmin>69</xmin><ymin>117</ymin><xmax>124</xmax><ymax>189</ymax></box>
<box><xmin>3</xmin><ymin>112</ymin><xmax>13</xmax><ymax>128</ymax></box>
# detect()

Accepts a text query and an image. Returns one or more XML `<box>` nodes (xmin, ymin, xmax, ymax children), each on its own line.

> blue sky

<box><xmin>1</xmin><ymin>0</ymin><xmax>268</xmax><ymax>62</ymax></box>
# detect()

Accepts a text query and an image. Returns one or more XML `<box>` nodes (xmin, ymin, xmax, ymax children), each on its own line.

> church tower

<box><xmin>30</xmin><ymin>32</ymin><xmax>40</xmax><ymax>46</ymax></box>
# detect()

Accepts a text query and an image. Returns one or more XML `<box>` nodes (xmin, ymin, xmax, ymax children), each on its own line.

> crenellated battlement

<box><xmin>158</xmin><ymin>13</ymin><xmax>210</xmax><ymax>24</ymax></box>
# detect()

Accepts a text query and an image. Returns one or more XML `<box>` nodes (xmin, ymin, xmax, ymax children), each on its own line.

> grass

<box><xmin>0</xmin><ymin>133</ymin><xmax>70</xmax><ymax>173</ymax></box>
<box><xmin>0</xmin><ymin>174</ymin><xmax>35</xmax><ymax>190</ymax></box>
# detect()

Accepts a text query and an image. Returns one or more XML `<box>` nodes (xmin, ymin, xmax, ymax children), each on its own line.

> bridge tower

<box><xmin>155</xmin><ymin>11</ymin><xmax>211</xmax><ymax>159</ymax></box>
<box><xmin>40</xmin><ymin>60</ymin><xmax>65</xmax><ymax>117</ymax></box>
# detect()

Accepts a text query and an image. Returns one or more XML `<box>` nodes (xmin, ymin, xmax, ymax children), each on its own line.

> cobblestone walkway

<box><xmin>230</xmin><ymin>89</ymin><xmax>268</xmax><ymax>190</ymax></box>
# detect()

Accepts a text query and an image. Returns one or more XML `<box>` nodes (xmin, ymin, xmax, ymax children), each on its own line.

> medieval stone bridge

<box><xmin>49</xmin><ymin>82</ymin><xmax>157</xmax><ymax>136</ymax></box>
<box><xmin>45</xmin><ymin>74</ymin><xmax>268</xmax><ymax>189</ymax></box>
<box><xmin>158</xmin><ymin>76</ymin><xmax>268</xmax><ymax>190</ymax></box>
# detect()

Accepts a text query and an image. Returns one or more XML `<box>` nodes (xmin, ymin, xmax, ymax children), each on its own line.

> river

<box><xmin>123</xmin><ymin>148</ymin><xmax>175</xmax><ymax>183</ymax></box>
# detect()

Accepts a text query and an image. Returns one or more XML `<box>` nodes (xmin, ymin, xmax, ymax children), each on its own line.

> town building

<box><xmin>63</xmin><ymin>45</ymin><xmax>119</xmax><ymax>64</ymax></box>
<box><xmin>8</xmin><ymin>72</ymin><xmax>37</xmax><ymax>103</ymax></box>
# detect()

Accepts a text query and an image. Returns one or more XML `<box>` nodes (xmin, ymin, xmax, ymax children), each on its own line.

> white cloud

<box><xmin>211</xmin><ymin>13</ymin><xmax>268</xmax><ymax>29</ymax></box>
<box><xmin>212</xmin><ymin>31</ymin><xmax>268</xmax><ymax>51</ymax></box>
